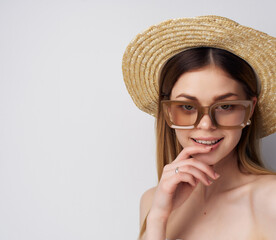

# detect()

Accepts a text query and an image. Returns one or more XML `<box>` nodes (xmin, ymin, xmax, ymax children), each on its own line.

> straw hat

<box><xmin>122</xmin><ymin>15</ymin><xmax>276</xmax><ymax>137</ymax></box>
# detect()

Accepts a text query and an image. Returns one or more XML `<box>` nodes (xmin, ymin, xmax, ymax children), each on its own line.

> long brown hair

<box><xmin>139</xmin><ymin>47</ymin><xmax>276</xmax><ymax>239</ymax></box>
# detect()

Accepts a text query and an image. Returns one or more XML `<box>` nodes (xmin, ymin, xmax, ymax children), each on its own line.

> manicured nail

<box><xmin>208</xmin><ymin>179</ymin><xmax>213</xmax><ymax>185</ymax></box>
<box><xmin>214</xmin><ymin>173</ymin><xmax>220</xmax><ymax>179</ymax></box>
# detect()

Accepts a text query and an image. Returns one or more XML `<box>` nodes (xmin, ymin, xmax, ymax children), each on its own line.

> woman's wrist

<box><xmin>146</xmin><ymin>211</ymin><xmax>167</xmax><ymax>240</ymax></box>
<box><xmin>147</xmin><ymin>208</ymin><xmax>170</xmax><ymax>224</ymax></box>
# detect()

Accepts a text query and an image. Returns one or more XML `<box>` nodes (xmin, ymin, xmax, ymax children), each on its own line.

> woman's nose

<box><xmin>196</xmin><ymin>113</ymin><xmax>216</xmax><ymax>130</ymax></box>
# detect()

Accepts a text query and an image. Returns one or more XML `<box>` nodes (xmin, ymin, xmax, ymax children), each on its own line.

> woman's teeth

<box><xmin>193</xmin><ymin>138</ymin><xmax>222</xmax><ymax>145</ymax></box>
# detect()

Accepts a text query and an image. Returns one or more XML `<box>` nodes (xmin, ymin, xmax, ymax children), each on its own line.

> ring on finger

<box><xmin>175</xmin><ymin>167</ymin><xmax>179</xmax><ymax>174</ymax></box>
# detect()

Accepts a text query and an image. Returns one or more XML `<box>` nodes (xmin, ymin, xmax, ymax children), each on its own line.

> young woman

<box><xmin>122</xmin><ymin>16</ymin><xmax>276</xmax><ymax>240</ymax></box>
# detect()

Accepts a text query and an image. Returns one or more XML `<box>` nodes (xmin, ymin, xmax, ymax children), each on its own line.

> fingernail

<box><xmin>208</xmin><ymin>179</ymin><xmax>213</xmax><ymax>185</ymax></box>
<box><xmin>214</xmin><ymin>172</ymin><xmax>220</xmax><ymax>179</ymax></box>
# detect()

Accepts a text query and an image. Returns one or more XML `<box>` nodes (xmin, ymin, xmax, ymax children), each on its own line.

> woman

<box><xmin>122</xmin><ymin>16</ymin><xmax>276</xmax><ymax>240</ymax></box>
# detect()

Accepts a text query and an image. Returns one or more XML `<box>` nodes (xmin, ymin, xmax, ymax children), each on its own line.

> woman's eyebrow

<box><xmin>214</xmin><ymin>93</ymin><xmax>239</xmax><ymax>100</ymax></box>
<box><xmin>175</xmin><ymin>93</ymin><xmax>197</xmax><ymax>100</ymax></box>
<box><xmin>175</xmin><ymin>93</ymin><xmax>239</xmax><ymax>101</ymax></box>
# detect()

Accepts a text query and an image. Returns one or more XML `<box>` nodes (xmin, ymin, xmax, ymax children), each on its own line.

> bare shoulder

<box><xmin>139</xmin><ymin>186</ymin><xmax>157</xmax><ymax>228</ymax></box>
<box><xmin>251</xmin><ymin>174</ymin><xmax>276</xmax><ymax>205</ymax></box>
<box><xmin>251</xmin><ymin>174</ymin><xmax>276</xmax><ymax>196</ymax></box>
<box><xmin>251</xmin><ymin>174</ymin><xmax>276</xmax><ymax>239</ymax></box>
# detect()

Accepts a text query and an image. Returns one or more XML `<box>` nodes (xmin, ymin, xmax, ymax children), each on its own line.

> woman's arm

<box><xmin>140</xmin><ymin>187</ymin><xmax>168</xmax><ymax>240</ymax></box>
<box><xmin>140</xmin><ymin>188</ymin><xmax>156</xmax><ymax>228</ymax></box>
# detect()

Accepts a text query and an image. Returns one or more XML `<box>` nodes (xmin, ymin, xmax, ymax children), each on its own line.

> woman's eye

<box><xmin>181</xmin><ymin>105</ymin><xmax>194</xmax><ymax>110</ymax></box>
<box><xmin>218</xmin><ymin>104</ymin><xmax>232</xmax><ymax>110</ymax></box>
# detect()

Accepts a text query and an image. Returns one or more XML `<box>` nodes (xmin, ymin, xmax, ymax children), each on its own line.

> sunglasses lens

<box><xmin>214</xmin><ymin>103</ymin><xmax>246</xmax><ymax>126</ymax></box>
<box><xmin>165</xmin><ymin>102</ymin><xmax>198</xmax><ymax>126</ymax></box>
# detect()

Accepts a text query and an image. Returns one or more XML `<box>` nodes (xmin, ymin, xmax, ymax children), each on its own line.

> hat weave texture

<box><xmin>122</xmin><ymin>15</ymin><xmax>276</xmax><ymax>138</ymax></box>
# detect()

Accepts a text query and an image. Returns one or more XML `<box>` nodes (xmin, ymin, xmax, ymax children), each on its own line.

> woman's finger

<box><xmin>160</xmin><ymin>172</ymin><xmax>197</xmax><ymax>195</ymax></box>
<box><xmin>177</xmin><ymin>165</ymin><xmax>213</xmax><ymax>185</ymax></box>
<box><xmin>174</xmin><ymin>145</ymin><xmax>212</xmax><ymax>162</ymax></box>
<box><xmin>165</xmin><ymin>158</ymin><xmax>219</xmax><ymax>180</ymax></box>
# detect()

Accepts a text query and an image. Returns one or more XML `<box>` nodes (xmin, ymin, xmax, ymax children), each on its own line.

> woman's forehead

<box><xmin>170</xmin><ymin>66</ymin><xmax>247</xmax><ymax>101</ymax></box>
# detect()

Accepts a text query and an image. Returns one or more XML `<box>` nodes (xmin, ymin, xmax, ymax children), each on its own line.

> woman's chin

<box><xmin>191</xmin><ymin>153</ymin><xmax>219</xmax><ymax>166</ymax></box>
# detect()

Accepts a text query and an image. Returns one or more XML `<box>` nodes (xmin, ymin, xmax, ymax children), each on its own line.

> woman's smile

<box><xmin>191</xmin><ymin>137</ymin><xmax>224</xmax><ymax>150</ymax></box>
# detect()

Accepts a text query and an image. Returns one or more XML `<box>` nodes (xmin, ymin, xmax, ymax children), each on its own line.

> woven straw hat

<box><xmin>122</xmin><ymin>15</ymin><xmax>276</xmax><ymax>137</ymax></box>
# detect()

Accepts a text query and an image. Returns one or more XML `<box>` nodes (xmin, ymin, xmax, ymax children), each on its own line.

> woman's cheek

<box><xmin>175</xmin><ymin>129</ymin><xmax>191</xmax><ymax>148</ymax></box>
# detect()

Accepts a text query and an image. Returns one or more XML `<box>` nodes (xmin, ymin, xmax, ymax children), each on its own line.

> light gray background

<box><xmin>0</xmin><ymin>0</ymin><xmax>275</xmax><ymax>239</ymax></box>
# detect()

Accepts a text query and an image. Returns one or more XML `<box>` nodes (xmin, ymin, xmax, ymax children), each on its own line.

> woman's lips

<box><xmin>191</xmin><ymin>137</ymin><xmax>224</xmax><ymax>150</ymax></box>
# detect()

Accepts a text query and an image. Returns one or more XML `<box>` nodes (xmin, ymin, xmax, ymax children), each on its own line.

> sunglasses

<box><xmin>161</xmin><ymin>100</ymin><xmax>253</xmax><ymax>129</ymax></box>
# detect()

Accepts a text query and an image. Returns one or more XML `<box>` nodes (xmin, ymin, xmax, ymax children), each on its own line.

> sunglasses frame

<box><xmin>161</xmin><ymin>100</ymin><xmax>253</xmax><ymax>130</ymax></box>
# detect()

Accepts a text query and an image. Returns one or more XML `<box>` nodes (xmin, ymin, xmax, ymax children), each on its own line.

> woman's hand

<box><xmin>148</xmin><ymin>145</ymin><xmax>220</xmax><ymax>222</ymax></box>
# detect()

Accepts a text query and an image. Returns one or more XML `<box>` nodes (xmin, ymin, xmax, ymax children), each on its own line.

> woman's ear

<box><xmin>250</xmin><ymin>96</ymin><xmax>257</xmax><ymax>118</ymax></box>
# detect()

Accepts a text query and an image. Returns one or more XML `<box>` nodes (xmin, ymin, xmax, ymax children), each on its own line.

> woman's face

<box><xmin>170</xmin><ymin>65</ymin><xmax>254</xmax><ymax>165</ymax></box>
